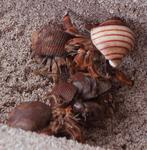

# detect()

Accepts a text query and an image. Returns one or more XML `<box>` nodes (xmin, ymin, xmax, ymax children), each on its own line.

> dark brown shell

<box><xmin>7</xmin><ymin>101</ymin><xmax>51</xmax><ymax>131</ymax></box>
<box><xmin>52</xmin><ymin>82</ymin><xmax>77</xmax><ymax>103</ymax></box>
<box><xmin>71</xmin><ymin>72</ymin><xmax>111</xmax><ymax>100</ymax></box>
<box><xmin>71</xmin><ymin>72</ymin><xmax>98</xmax><ymax>99</ymax></box>
<box><xmin>32</xmin><ymin>24</ymin><xmax>74</xmax><ymax>57</ymax></box>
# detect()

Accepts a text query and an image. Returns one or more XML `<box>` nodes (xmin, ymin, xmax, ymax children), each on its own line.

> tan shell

<box><xmin>90</xmin><ymin>19</ymin><xmax>135</xmax><ymax>67</ymax></box>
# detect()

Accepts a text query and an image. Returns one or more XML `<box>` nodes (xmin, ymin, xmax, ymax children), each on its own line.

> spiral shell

<box><xmin>32</xmin><ymin>24</ymin><xmax>73</xmax><ymax>58</ymax></box>
<box><xmin>90</xmin><ymin>19</ymin><xmax>135</xmax><ymax>67</ymax></box>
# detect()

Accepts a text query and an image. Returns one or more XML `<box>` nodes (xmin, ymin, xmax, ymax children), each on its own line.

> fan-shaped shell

<box><xmin>90</xmin><ymin>19</ymin><xmax>135</xmax><ymax>67</ymax></box>
<box><xmin>32</xmin><ymin>24</ymin><xmax>73</xmax><ymax>58</ymax></box>
<box><xmin>52</xmin><ymin>82</ymin><xmax>77</xmax><ymax>103</ymax></box>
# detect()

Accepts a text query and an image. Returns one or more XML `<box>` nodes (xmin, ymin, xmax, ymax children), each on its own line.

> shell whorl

<box><xmin>90</xmin><ymin>19</ymin><xmax>135</xmax><ymax>67</ymax></box>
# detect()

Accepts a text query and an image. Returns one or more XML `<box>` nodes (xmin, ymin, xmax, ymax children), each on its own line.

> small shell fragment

<box><xmin>91</xmin><ymin>19</ymin><xmax>135</xmax><ymax>67</ymax></box>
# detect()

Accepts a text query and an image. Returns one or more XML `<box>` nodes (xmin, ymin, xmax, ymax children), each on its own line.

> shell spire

<box><xmin>90</xmin><ymin>18</ymin><xmax>135</xmax><ymax>67</ymax></box>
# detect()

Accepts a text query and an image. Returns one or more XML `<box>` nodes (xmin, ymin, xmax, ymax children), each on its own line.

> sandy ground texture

<box><xmin>0</xmin><ymin>0</ymin><xmax>147</xmax><ymax>150</ymax></box>
<box><xmin>0</xmin><ymin>125</ymin><xmax>106</xmax><ymax>150</ymax></box>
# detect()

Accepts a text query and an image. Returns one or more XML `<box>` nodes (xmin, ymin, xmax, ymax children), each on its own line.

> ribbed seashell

<box><xmin>52</xmin><ymin>82</ymin><xmax>77</xmax><ymax>103</ymax></box>
<box><xmin>32</xmin><ymin>24</ymin><xmax>73</xmax><ymax>57</ymax></box>
<box><xmin>90</xmin><ymin>19</ymin><xmax>135</xmax><ymax>67</ymax></box>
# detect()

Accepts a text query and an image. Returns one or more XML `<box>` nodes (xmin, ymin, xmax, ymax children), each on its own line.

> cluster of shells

<box><xmin>6</xmin><ymin>14</ymin><xmax>135</xmax><ymax>142</ymax></box>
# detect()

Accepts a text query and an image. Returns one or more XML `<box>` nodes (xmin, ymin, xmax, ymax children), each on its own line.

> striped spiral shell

<box><xmin>90</xmin><ymin>19</ymin><xmax>135</xmax><ymax>67</ymax></box>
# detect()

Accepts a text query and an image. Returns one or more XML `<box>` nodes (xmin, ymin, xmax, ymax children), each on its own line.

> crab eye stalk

<box><xmin>72</xmin><ymin>101</ymin><xmax>85</xmax><ymax>114</ymax></box>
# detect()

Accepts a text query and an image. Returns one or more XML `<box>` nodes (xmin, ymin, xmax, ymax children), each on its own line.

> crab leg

<box><xmin>39</xmin><ymin>121</ymin><xmax>61</xmax><ymax>135</ymax></box>
<box><xmin>74</xmin><ymin>48</ymin><xmax>86</xmax><ymax>66</ymax></box>
<box><xmin>65</xmin><ymin>118</ymin><xmax>84</xmax><ymax>143</ymax></box>
<box><xmin>55</xmin><ymin>58</ymin><xmax>69</xmax><ymax>81</ymax></box>
<box><xmin>105</xmin><ymin>60</ymin><xmax>133</xmax><ymax>86</ymax></box>
<box><xmin>115</xmin><ymin>70</ymin><xmax>133</xmax><ymax>87</ymax></box>
<box><xmin>63</xmin><ymin>13</ymin><xmax>79</xmax><ymax>36</ymax></box>
<box><xmin>49</xmin><ymin>57</ymin><xmax>53</xmax><ymax>72</ymax></box>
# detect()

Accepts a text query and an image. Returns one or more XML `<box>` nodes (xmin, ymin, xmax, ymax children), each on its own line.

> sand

<box><xmin>0</xmin><ymin>0</ymin><xmax>147</xmax><ymax>150</ymax></box>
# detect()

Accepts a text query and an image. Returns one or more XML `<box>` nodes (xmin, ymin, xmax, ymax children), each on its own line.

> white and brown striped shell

<box><xmin>90</xmin><ymin>19</ymin><xmax>135</xmax><ymax>67</ymax></box>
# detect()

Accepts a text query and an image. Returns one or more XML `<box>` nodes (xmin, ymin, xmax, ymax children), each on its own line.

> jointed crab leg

<box><xmin>38</xmin><ymin>121</ymin><xmax>61</xmax><ymax>135</ymax></box>
<box><xmin>115</xmin><ymin>70</ymin><xmax>133</xmax><ymax>87</ymax></box>
<box><xmin>105</xmin><ymin>60</ymin><xmax>133</xmax><ymax>86</ymax></box>
<box><xmin>64</xmin><ymin>123</ymin><xmax>84</xmax><ymax>143</ymax></box>
<box><xmin>63</xmin><ymin>13</ymin><xmax>79</xmax><ymax>36</ymax></box>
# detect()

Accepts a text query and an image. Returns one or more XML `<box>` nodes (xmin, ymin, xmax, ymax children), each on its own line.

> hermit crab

<box><xmin>49</xmin><ymin>72</ymin><xmax>113</xmax><ymax>124</ymax></box>
<box><xmin>31</xmin><ymin>15</ymin><xmax>78</xmax><ymax>81</ymax></box>
<box><xmin>88</xmin><ymin>18</ymin><xmax>135</xmax><ymax>86</ymax></box>
<box><xmin>7</xmin><ymin>100</ymin><xmax>84</xmax><ymax>142</ymax></box>
<box><xmin>7</xmin><ymin>81</ymin><xmax>85</xmax><ymax>142</ymax></box>
<box><xmin>65</xmin><ymin>16</ymin><xmax>134</xmax><ymax>86</ymax></box>
<box><xmin>7</xmin><ymin>73</ymin><xmax>112</xmax><ymax>142</ymax></box>
<box><xmin>70</xmin><ymin>73</ymin><xmax>114</xmax><ymax>125</ymax></box>
<box><xmin>31</xmin><ymin>13</ymin><xmax>101</xmax><ymax>81</ymax></box>
<box><xmin>64</xmin><ymin>14</ymin><xmax>100</xmax><ymax>78</ymax></box>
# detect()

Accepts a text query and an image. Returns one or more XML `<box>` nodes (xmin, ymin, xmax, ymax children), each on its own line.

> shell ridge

<box><xmin>92</xmin><ymin>34</ymin><xmax>135</xmax><ymax>42</ymax></box>
<box><xmin>91</xmin><ymin>28</ymin><xmax>134</xmax><ymax>37</ymax></box>
<box><xmin>99</xmin><ymin>46</ymin><xmax>129</xmax><ymax>51</ymax></box>
<box><xmin>95</xmin><ymin>40</ymin><xmax>133</xmax><ymax>48</ymax></box>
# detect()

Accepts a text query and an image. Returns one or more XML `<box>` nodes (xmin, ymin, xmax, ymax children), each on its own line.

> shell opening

<box><xmin>109</xmin><ymin>59</ymin><xmax>122</xmax><ymax>68</ymax></box>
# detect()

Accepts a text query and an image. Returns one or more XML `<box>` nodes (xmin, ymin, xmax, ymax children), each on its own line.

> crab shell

<box><xmin>90</xmin><ymin>19</ymin><xmax>135</xmax><ymax>67</ymax></box>
<box><xmin>31</xmin><ymin>24</ymin><xmax>74</xmax><ymax>58</ymax></box>
<box><xmin>71</xmin><ymin>72</ymin><xmax>111</xmax><ymax>100</ymax></box>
